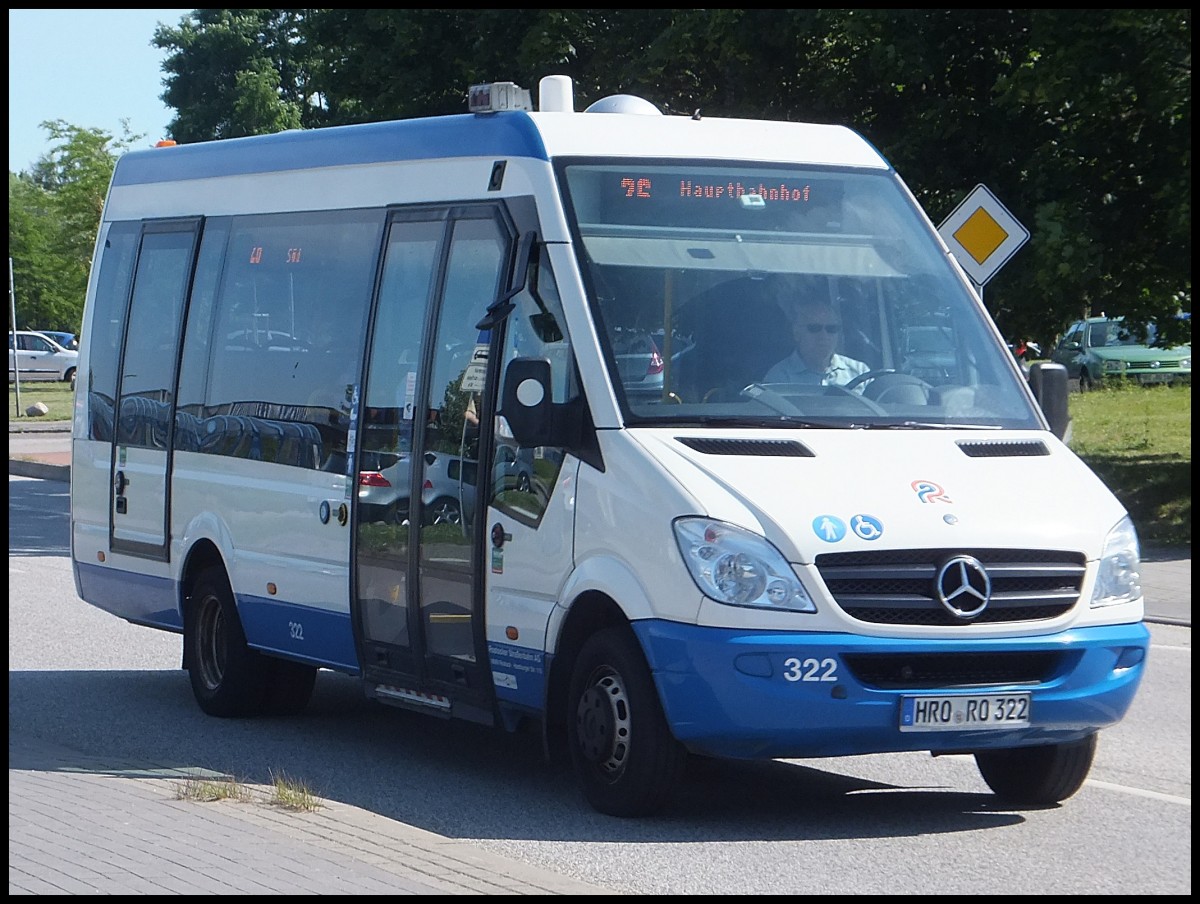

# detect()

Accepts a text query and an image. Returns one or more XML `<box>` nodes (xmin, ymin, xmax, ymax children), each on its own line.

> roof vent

<box><xmin>584</xmin><ymin>94</ymin><xmax>662</xmax><ymax>115</ymax></box>
<box><xmin>676</xmin><ymin>437</ymin><xmax>815</xmax><ymax>457</ymax></box>
<box><xmin>956</xmin><ymin>440</ymin><xmax>1050</xmax><ymax>458</ymax></box>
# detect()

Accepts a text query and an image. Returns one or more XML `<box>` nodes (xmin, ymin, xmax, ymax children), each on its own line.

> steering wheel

<box><xmin>739</xmin><ymin>382</ymin><xmax>887</xmax><ymax>416</ymax></box>
<box><xmin>843</xmin><ymin>369</ymin><xmax>932</xmax><ymax>404</ymax></box>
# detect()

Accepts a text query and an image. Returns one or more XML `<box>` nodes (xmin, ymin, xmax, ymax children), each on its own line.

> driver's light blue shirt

<box><xmin>763</xmin><ymin>351</ymin><xmax>870</xmax><ymax>387</ymax></box>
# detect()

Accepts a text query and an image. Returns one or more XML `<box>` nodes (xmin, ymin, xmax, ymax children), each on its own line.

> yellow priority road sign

<box><xmin>937</xmin><ymin>184</ymin><xmax>1029</xmax><ymax>287</ymax></box>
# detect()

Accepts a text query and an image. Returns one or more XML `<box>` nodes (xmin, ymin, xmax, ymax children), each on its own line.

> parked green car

<box><xmin>1050</xmin><ymin>315</ymin><xmax>1191</xmax><ymax>390</ymax></box>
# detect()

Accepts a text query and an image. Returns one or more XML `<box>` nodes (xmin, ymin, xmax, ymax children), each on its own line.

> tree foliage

<box><xmin>8</xmin><ymin>122</ymin><xmax>137</xmax><ymax>332</ymax></box>
<box><xmin>153</xmin><ymin>9</ymin><xmax>311</xmax><ymax>141</ymax></box>
<box><xmin>9</xmin><ymin>9</ymin><xmax>1190</xmax><ymax>348</ymax></box>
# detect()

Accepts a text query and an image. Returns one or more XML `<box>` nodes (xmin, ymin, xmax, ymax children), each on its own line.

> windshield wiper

<box><xmin>863</xmin><ymin>420</ymin><xmax>999</xmax><ymax>430</ymax></box>
<box><xmin>632</xmin><ymin>415</ymin><xmax>860</xmax><ymax>429</ymax></box>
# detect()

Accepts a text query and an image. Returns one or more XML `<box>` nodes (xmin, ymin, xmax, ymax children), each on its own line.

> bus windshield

<box><xmin>560</xmin><ymin>161</ymin><xmax>1041</xmax><ymax>429</ymax></box>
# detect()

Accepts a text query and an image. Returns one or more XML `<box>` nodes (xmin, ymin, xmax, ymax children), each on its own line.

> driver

<box><xmin>764</xmin><ymin>295</ymin><xmax>870</xmax><ymax>387</ymax></box>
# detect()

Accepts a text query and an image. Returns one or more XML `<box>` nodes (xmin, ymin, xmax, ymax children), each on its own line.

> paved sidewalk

<box><xmin>10</xmin><ymin>735</ymin><xmax>608</xmax><ymax>895</ymax></box>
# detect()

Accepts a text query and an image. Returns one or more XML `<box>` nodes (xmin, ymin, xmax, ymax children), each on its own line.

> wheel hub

<box><xmin>197</xmin><ymin>596</ymin><xmax>227</xmax><ymax>691</ymax></box>
<box><xmin>575</xmin><ymin>673</ymin><xmax>631</xmax><ymax>775</ymax></box>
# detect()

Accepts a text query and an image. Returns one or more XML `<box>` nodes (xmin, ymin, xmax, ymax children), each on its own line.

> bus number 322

<box><xmin>783</xmin><ymin>657</ymin><xmax>838</xmax><ymax>682</ymax></box>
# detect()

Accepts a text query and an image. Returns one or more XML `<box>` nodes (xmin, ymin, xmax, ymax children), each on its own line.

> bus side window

<box><xmin>491</xmin><ymin>253</ymin><xmax>574</xmax><ymax>526</ymax></box>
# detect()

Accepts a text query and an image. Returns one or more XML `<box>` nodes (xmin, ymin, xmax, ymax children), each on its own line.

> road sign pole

<box><xmin>9</xmin><ymin>256</ymin><xmax>22</xmax><ymax>416</ymax></box>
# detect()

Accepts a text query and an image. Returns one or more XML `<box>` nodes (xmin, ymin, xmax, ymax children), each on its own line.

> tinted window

<box><xmin>116</xmin><ymin>226</ymin><xmax>196</xmax><ymax>449</ymax></box>
<box><xmin>86</xmin><ymin>224</ymin><xmax>139</xmax><ymax>441</ymax></box>
<box><xmin>204</xmin><ymin>209</ymin><xmax>384</xmax><ymax>469</ymax></box>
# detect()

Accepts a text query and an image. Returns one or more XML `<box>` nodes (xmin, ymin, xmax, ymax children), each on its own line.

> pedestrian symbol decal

<box><xmin>813</xmin><ymin>515</ymin><xmax>846</xmax><ymax>543</ymax></box>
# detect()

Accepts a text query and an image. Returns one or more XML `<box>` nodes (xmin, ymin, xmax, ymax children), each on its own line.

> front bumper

<box><xmin>634</xmin><ymin>619</ymin><xmax>1150</xmax><ymax>759</ymax></box>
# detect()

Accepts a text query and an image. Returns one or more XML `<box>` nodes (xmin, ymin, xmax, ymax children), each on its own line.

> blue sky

<box><xmin>8</xmin><ymin>9</ymin><xmax>193</xmax><ymax>174</ymax></box>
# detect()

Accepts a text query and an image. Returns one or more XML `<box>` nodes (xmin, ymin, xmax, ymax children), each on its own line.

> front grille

<box><xmin>842</xmin><ymin>650</ymin><xmax>1066</xmax><ymax>689</ymax></box>
<box><xmin>815</xmin><ymin>548</ymin><xmax>1086</xmax><ymax>626</ymax></box>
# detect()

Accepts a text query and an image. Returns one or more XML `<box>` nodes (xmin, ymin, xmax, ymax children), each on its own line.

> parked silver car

<box><xmin>8</xmin><ymin>330</ymin><xmax>79</xmax><ymax>385</ymax></box>
<box><xmin>38</xmin><ymin>330</ymin><xmax>79</xmax><ymax>351</ymax></box>
<box><xmin>611</xmin><ymin>328</ymin><xmax>696</xmax><ymax>400</ymax></box>
<box><xmin>357</xmin><ymin>449</ymin><xmax>472</xmax><ymax>526</ymax></box>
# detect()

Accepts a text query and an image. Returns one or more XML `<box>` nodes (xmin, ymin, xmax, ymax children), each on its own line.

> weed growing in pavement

<box><xmin>174</xmin><ymin>774</ymin><xmax>254</xmax><ymax>803</ymax></box>
<box><xmin>173</xmin><ymin>769</ymin><xmax>323</xmax><ymax>811</ymax></box>
<box><xmin>268</xmin><ymin>769</ymin><xmax>323</xmax><ymax>811</ymax></box>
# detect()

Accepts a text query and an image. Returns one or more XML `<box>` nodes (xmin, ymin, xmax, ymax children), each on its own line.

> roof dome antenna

<box><xmin>584</xmin><ymin>94</ymin><xmax>662</xmax><ymax>115</ymax></box>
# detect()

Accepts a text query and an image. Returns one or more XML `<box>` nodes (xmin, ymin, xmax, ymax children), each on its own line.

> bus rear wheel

<box><xmin>974</xmin><ymin>734</ymin><xmax>1097</xmax><ymax>805</ymax></box>
<box><xmin>567</xmin><ymin>626</ymin><xmax>686</xmax><ymax>817</ymax></box>
<box><xmin>185</xmin><ymin>566</ymin><xmax>270</xmax><ymax>717</ymax></box>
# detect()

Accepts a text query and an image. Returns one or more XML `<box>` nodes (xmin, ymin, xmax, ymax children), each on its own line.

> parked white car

<box><xmin>8</xmin><ymin>330</ymin><xmax>79</xmax><ymax>385</ymax></box>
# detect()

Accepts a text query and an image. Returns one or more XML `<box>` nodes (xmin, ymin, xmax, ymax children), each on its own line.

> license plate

<box><xmin>899</xmin><ymin>693</ymin><xmax>1030</xmax><ymax>732</ymax></box>
<box><xmin>1135</xmin><ymin>373</ymin><xmax>1173</xmax><ymax>384</ymax></box>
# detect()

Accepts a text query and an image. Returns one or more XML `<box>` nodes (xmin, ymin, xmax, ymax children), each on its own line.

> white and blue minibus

<box><xmin>70</xmin><ymin>76</ymin><xmax>1149</xmax><ymax>816</ymax></box>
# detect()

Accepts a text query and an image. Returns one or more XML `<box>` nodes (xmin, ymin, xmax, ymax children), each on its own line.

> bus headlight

<box><xmin>1091</xmin><ymin>515</ymin><xmax>1142</xmax><ymax>608</ymax></box>
<box><xmin>673</xmin><ymin>517</ymin><xmax>815</xmax><ymax>612</ymax></box>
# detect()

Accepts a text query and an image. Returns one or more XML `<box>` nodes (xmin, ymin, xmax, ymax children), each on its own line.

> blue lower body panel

<box><xmin>633</xmin><ymin>620</ymin><xmax>1150</xmax><ymax>759</ymax></box>
<box><xmin>239</xmin><ymin>594</ymin><xmax>359</xmax><ymax>673</ymax></box>
<box><xmin>74</xmin><ymin>561</ymin><xmax>359</xmax><ymax>673</ymax></box>
<box><xmin>76</xmin><ymin>561</ymin><xmax>182</xmax><ymax>631</ymax></box>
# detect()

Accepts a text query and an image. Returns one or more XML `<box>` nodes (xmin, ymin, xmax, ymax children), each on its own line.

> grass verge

<box><xmin>9</xmin><ymin>380</ymin><xmax>76</xmax><ymax>421</ymax></box>
<box><xmin>1067</xmin><ymin>382</ymin><xmax>1190</xmax><ymax>546</ymax></box>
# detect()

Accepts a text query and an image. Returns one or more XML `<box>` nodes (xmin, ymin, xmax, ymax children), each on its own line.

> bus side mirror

<box><xmin>1028</xmin><ymin>362</ymin><xmax>1072</xmax><ymax>441</ymax></box>
<box><xmin>500</xmin><ymin>358</ymin><xmax>555</xmax><ymax>447</ymax></box>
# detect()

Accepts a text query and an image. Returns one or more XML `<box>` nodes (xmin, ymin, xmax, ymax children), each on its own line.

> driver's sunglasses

<box><xmin>803</xmin><ymin>323</ymin><xmax>841</xmax><ymax>334</ymax></box>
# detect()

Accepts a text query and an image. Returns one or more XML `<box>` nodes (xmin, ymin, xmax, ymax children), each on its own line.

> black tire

<box><xmin>567</xmin><ymin>626</ymin><xmax>686</xmax><ymax>817</ymax></box>
<box><xmin>1079</xmin><ymin>369</ymin><xmax>1095</xmax><ymax>392</ymax></box>
<box><xmin>185</xmin><ymin>566</ymin><xmax>270</xmax><ymax>717</ymax></box>
<box><xmin>974</xmin><ymin>734</ymin><xmax>1098</xmax><ymax>805</ymax></box>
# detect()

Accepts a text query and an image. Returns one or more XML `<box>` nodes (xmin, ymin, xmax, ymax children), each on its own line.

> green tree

<box><xmin>8</xmin><ymin>173</ymin><xmax>62</xmax><ymax>331</ymax></box>
<box><xmin>8</xmin><ymin>121</ymin><xmax>135</xmax><ymax>332</ymax></box>
<box><xmin>154</xmin><ymin>9</ymin><xmax>313</xmax><ymax>141</ymax></box>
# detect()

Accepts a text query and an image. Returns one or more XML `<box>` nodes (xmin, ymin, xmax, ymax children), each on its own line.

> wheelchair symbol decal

<box><xmin>812</xmin><ymin>515</ymin><xmax>847</xmax><ymax>543</ymax></box>
<box><xmin>850</xmin><ymin>514</ymin><xmax>883</xmax><ymax>541</ymax></box>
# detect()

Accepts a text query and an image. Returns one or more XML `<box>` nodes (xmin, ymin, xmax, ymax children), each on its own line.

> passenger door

<box><xmin>354</xmin><ymin>207</ymin><xmax>511</xmax><ymax>715</ymax></box>
<box><xmin>109</xmin><ymin>220</ymin><xmax>199</xmax><ymax>558</ymax></box>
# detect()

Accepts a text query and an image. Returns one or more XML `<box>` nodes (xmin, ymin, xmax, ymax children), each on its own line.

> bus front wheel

<box><xmin>567</xmin><ymin>626</ymin><xmax>686</xmax><ymax>817</ymax></box>
<box><xmin>974</xmin><ymin>734</ymin><xmax>1097</xmax><ymax>805</ymax></box>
